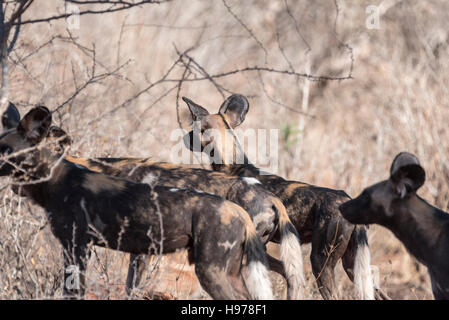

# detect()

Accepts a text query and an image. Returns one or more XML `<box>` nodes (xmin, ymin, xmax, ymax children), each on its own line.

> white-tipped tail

<box><xmin>280</xmin><ymin>231</ymin><xmax>305</xmax><ymax>300</ymax></box>
<box><xmin>353</xmin><ymin>241</ymin><xmax>375</xmax><ymax>300</ymax></box>
<box><xmin>246</xmin><ymin>261</ymin><xmax>274</xmax><ymax>300</ymax></box>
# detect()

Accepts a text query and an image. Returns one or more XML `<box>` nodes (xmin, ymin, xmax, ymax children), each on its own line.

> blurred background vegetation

<box><xmin>0</xmin><ymin>0</ymin><xmax>447</xmax><ymax>299</ymax></box>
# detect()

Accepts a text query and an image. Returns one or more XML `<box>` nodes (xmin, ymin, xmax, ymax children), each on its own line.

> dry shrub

<box><xmin>0</xmin><ymin>0</ymin><xmax>447</xmax><ymax>299</ymax></box>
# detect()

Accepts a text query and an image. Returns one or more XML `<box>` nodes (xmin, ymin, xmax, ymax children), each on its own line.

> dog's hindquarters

<box><xmin>193</xmin><ymin>200</ymin><xmax>273</xmax><ymax>300</ymax></box>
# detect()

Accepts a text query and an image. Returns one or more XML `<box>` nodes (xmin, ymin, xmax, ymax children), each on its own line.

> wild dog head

<box><xmin>183</xmin><ymin>94</ymin><xmax>249</xmax><ymax>164</ymax></box>
<box><xmin>0</xmin><ymin>106</ymin><xmax>58</xmax><ymax>179</ymax></box>
<box><xmin>339</xmin><ymin>152</ymin><xmax>426</xmax><ymax>225</ymax></box>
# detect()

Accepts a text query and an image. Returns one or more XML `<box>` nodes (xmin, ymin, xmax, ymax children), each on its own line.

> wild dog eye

<box><xmin>359</xmin><ymin>191</ymin><xmax>371</xmax><ymax>206</ymax></box>
<box><xmin>0</xmin><ymin>145</ymin><xmax>12</xmax><ymax>156</ymax></box>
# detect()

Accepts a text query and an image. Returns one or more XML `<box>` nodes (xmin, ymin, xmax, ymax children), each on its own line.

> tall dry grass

<box><xmin>0</xmin><ymin>0</ymin><xmax>447</xmax><ymax>299</ymax></box>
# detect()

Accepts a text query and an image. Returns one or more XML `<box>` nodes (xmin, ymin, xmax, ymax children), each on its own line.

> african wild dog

<box><xmin>339</xmin><ymin>152</ymin><xmax>449</xmax><ymax>300</ymax></box>
<box><xmin>4</xmin><ymin>103</ymin><xmax>305</xmax><ymax>300</ymax></box>
<box><xmin>64</xmin><ymin>157</ymin><xmax>305</xmax><ymax>299</ymax></box>
<box><xmin>0</xmin><ymin>106</ymin><xmax>274</xmax><ymax>300</ymax></box>
<box><xmin>182</xmin><ymin>94</ymin><xmax>378</xmax><ymax>300</ymax></box>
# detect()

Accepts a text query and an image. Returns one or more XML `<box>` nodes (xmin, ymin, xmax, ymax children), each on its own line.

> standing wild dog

<box><xmin>339</xmin><ymin>152</ymin><xmax>449</xmax><ymax>300</ymax></box>
<box><xmin>0</xmin><ymin>106</ymin><xmax>274</xmax><ymax>300</ymax></box>
<box><xmin>3</xmin><ymin>103</ymin><xmax>305</xmax><ymax>300</ymax></box>
<box><xmin>65</xmin><ymin>157</ymin><xmax>305</xmax><ymax>299</ymax></box>
<box><xmin>182</xmin><ymin>94</ymin><xmax>377</xmax><ymax>300</ymax></box>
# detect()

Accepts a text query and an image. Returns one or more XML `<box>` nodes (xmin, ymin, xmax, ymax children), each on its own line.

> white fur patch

<box><xmin>246</xmin><ymin>261</ymin><xmax>274</xmax><ymax>300</ymax></box>
<box><xmin>194</xmin><ymin>189</ymin><xmax>219</xmax><ymax>197</ymax></box>
<box><xmin>142</xmin><ymin>173</ymin><xmax>158</xmax><ymax>185</ymax></box>
<box><xmin>280</xmin><ymin>232</ymin><xmax>305</xmax><ymax>300</ymax></box>
<box><xmin>243</xmin><ymin>177</ymin><xmax>261</xmax><ymax>185</ymax></box>
<box><xmin>353</xmin><ymin>241</ymin><xmax>375</xmax><ymax>300</ymax></box>
<box><xmin>170</xmin><ymin>188</ymin><xmax>180</xmax><ymax>192</ymax></box>
<box><xmin>218</xmin><ymin>240</ymin><xmax>237</xmax><ymax>251</ymax></box>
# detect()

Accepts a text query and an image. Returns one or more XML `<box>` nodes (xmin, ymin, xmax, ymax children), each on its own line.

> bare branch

<box><xmin>222</xmin><ymin>0</ymin><xmax>268</xmax><ymax>64</ymax></box>
<box><xmin>13</xmin><ymin>0</ymin><xmax>173</xmax><ymax>26</ymax></box>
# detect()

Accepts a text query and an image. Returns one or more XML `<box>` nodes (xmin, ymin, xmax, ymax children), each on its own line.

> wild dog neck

<box><xmin>210</xmin><ymin>114</ymin><xmax>260</xmax><ymax>176</ymax></box>
<box><xmin>14</xmin><ymin>158</ymin><xmax>70</xmax><ymax>207</ymax></box>
<box><xmin>15</xmin><ymin>158</ymin><xmax>128</xmax><ymax>210</ymax></box>
<box><xmin>387</xmin><ymin>195</ymin><xmax>448</xmax><ymax>267</ymax></box>
<box><xmin>210</xmin><ymin>149</ymin><xmax>261</xmax><ymax>177</ymax></box>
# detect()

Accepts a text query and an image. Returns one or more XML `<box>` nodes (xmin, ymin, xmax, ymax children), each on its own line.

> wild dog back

<box><xmin>67</xmin><ymin>156</ymin><xmax>279</xmax><ymax>240</ymax></box>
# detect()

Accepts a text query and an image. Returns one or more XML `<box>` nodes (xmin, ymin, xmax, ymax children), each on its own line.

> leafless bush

<box><xmin>0</xmin><ymin>0</ymin><xmax>447</xmax><ymax>300</ymax></box>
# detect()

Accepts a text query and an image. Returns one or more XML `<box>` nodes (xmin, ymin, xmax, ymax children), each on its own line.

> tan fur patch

<box><xmin>218</xmin><ymin>113</ymin><xmax>233</xmax><ymax>129</ymax></box>
<box><xmin>153</xmin><ymin>162</ymin><xmax>183</xmax><ymax>170</ymax></box>
<box><xmin>272</xmin><ymin>197</ymin><xmax>290</xmax><ymax>226</ymax></box>
<box><xmin>82</xmin><ymin>173</ymin><xmax>126</xmax><ymax>194</ymax></box>
<box><xmin>284</xmin><ymin>183</ymin><xmax>308</xmax><ymax>197</ymax></box>
<box><xmin>222</xmin><ymin>201</ymin><xmax>257</xmax><ymax>238</ymax></box>
<box><xmin>111</xmin><ymin>158</ymin><xmax>148</xmax><ymax>167</ymax></box>
<box><xmin>66</xmin><ymin>156</ymin><xmax>112</xmax><ymax>174</ymax></box>
<box><xmin>242</xmin><ymin>190</ymin><xmax>256</xmax><ymax>203</ymax></box>
<box><xmin>66</xmin><ymin>156</ymin><xmax>90</xmax><ymax>168</ymax></box>
<box><xmin>220</xmin><ymin>201</ymin><xmax>237</xmax><ymax>226</ymax></box>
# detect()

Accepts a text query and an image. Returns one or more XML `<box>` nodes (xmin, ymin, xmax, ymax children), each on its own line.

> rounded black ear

<box><xmin>390</xmin><ymin>152</ymin><xmax>426</xmax><ymax>196</ymax></box>
<box><xmin>182</xmin><ymin>97</ymin><xmax>209</xmax><ymax>121</ymax></box>
<box><xmin>218</xmin><ymin>94</ymin><xmax>249</xmax><ymax>128</ymax></box>
<box><xmin>17</xmin><ymin>106</ymin><xmax>52</xmax><ymax>144</ymax></box>
<box><xmin>2</xmin><ymin>102</ymin><xmax>21</xmax><ymax>130</ymax></box>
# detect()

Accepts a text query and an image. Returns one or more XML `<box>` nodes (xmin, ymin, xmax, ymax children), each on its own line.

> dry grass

<box><xmin>0</xmin><ymin>0</ymin><xmax>447</xmax><ymax>299</ymax></box>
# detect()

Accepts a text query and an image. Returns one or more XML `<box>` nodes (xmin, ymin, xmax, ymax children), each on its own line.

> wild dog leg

<box><xmin>310</xmin><ymin>214</ymin><xmax>352</xmax><ymax>300</ymax></box>
<box><xmin>126</xmin><ymin>253</ymin><xmax>148</xmax><ymax>297</ymax></box>
<box><xmin>266</xmin><ymin>254</ymin><xmax>286</xmax><ymax>277</ymax></box>
<box><xmin>193</xmin><ymin>219</ymin><xmax>249</xmax><ymax>299</ymax></box>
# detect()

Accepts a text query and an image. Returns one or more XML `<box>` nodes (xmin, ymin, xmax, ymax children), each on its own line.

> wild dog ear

<box><xmin>218</xmin><ymin>94</ymin><xmax>249</xmax><ymax>128</ymax></box>
<box><xmin>17</xmin><ymin>106</ymin><xmax>52</xmax><ymax>144</ymax></box>
<box><xmin>2</xmin><ymin>102</ymin><xmax>21</xmax><ymax>130</ymax></box>
<box><xmin>390</xmin><ymin>152</ymin><xmax>426</xmax><ymax>198</ymax></box>
<box><xmin>182</xmin><ymin>97</ymin><xmax>209</xmax><ymax>121</ymax></box>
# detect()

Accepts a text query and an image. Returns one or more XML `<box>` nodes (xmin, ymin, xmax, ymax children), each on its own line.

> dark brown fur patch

<box><xmin>82</xmin><ymin>173</ymin><xmax>126</xmax><ymax>194</ymax></box>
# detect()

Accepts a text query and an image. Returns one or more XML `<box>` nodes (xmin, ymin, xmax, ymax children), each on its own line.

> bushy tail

<box><xmin>244</xmin><ymin>226</ymin><xmax>274</xmax><ymax>300</ymax></box>
<box><xmin>274</xmin><ymin>198</ymin><xmax>305</xmax><ymax>300</ymax></box>
<box><xmin>351</xmin><ymin>226</ymin><xmax>375</xmax><ymax>300</ymax></box>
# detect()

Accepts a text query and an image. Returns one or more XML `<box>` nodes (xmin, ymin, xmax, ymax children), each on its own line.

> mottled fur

<box><xmin>64</xmin><ymin>155</ymin><xmax>305</xmax><ymax>299</ymax></box>
<box><xmin>182</xmin><ymin>94</ymin><xmax>377</xmax><ymax>300</ymax></box>
<box><xmin>0</xmin><ymin>106</ymin><xmax>273</xmax><ymax>300</ymax></box>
